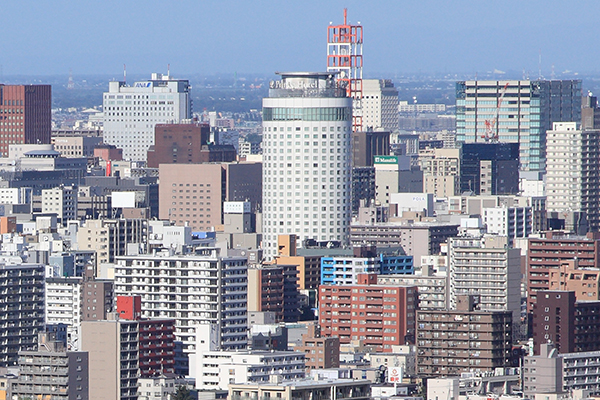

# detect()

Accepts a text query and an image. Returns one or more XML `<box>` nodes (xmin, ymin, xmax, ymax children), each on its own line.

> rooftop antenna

<box><xmin>167</xmin><ymin>63</ymin><xmax>170</xmax><ymax>77</ymax></box>
<box><xmin>123</xmin><ymin>64</ymin><xmax>126</xmax><ymax>84</ymax></box>
<box><xmin>538</xmin><ymin>50</ymin><xmax>542</xmax><ymax>79</ymax></box>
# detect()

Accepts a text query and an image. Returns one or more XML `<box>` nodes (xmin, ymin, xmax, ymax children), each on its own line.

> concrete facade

<box><xmin>262</xmin><ymin>72</ymin><xmax>352</xmax><ymax>258</ymax></box>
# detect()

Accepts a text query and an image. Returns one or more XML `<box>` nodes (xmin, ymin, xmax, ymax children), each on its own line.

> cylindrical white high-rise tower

<box><xmin>262</xmin><ymin>72</ymin><xmax>352</xmax><ymax>258</ymax></box>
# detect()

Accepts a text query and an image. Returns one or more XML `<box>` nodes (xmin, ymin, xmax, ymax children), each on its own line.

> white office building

<box><xmin>482</xmin><ymin>206</ymin><xmax>533</xmax><ymax>241</ymax></box>
<box><xmin>262</xmin><ymin>72</ymin><xmax>352</xmax><ymax>258</ymax></box>
<box><xmin>0</xmin><ymin>187</ymin><xmax>31</xmax><ymax>205</ymax></box>
<box><xmin>42</xmin><ymin>186</ymin><xmax>77</xmax><ymax>223</ymax></box>
<box><xmin>102</xmin><ymin>73</ymin><xmax>191</xmax><ymax>161</ymax></box>
<box><xmin>362</xmin><ymin>79</ymin><xmax>399</xmax><ymax>132</ymax></box>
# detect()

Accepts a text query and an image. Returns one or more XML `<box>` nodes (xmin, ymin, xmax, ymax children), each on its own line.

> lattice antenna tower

<box><xmin>67</xmin><ymin>69</ymin><xmax>74</xmax><ymax>90</ymax></box>
<box><xmin>327</xmin><ymin>9</ymin><xmax>363</xmax><ymax>132</ymax></box>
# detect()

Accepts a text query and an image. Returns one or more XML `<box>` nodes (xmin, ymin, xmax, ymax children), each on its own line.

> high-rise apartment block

<box><xmin>361</xmin><ymin>79</ymin><xmax>399</xmax><ymax>131</ymax></box>
<box><xmin>546</xmin><ymin>122</ymin><xmax>600</xmax><ymax>231</ymax></box>
<box><xmin>247</xmin><ymin>263</ymin><xmax>300</xmax><ymax>323</ymax></box>
<box><xmin>113</xmin><ymin>248</ymin><xmax>248</xmax><ymax>367</ymax></box>
<box><xmin>42</xmin><ymin>185</ymin><xmax>78</xmax><ymax>224</ymax></box>
<box><xmin>526</xmin><ymin>232</ymin><xmax>600</xmax><ymax>313</ymax></box>
<box><xmin>81</xmin><ymin>265</ymin><xmax>114</xmax><ymax>322</ymax></box>
<box><xmin>416</xmin><ymin>295</ymin><xmax>513</xmax><ymax>377</ymax></box>
<box><xmin>448</xmin><ymin>235</ymin><xmax>521</xmax><ymax>332</ymax></box>
<box><xmin>532</xmin><ymin>290</ymin><xmax>600</xmax><ymax>355</ymax></box>
<box><xmin>419</xmin><ymin>148</ymin><xmax>461</xmax><ymax>197</ymax></box>
<box><xmin>295</xmin><ymin>323</ymin><xmax>340</xmax><ymax>370</ymax></box>
<box><xmin>81</xmin><ymin>315</ymin><xmax>175</xmax><ymax>400</ymax></box>
<box><xmin>102</xmin><ymin>73</ymin><xmax>191</xmax><ymax>161</ymax></box>
<box><xmin>0</xmin><ymin>263</ymin><xmax>45</xmax><ymax>366</ymax></box>
<box><xmin>76</xmin><ymin>218</ymin><xmax>148</xmax><ymax>265</ymax></box>
<box><xmin>45</xmin><ymin>277</ymin><xmax>82</xmax><ymax>349</ymax></box>
<box><xmin>262</xmin><ymin>72</ymin><xmax>352</xmax><ymax>258</ymax></box>
<box><xmin>147</xmin><ymin>122</ymin><xmax>236</xmax><ymax>167</ymax></box>
<box><xmin>319</xmin><ymin>274</ymin><xmax>418</xmax><ymax>351</ymax></box>
<box><xmin>455</xmin><ymin>80</ymin><xmax>581</xmax><ymax>172</ymax></box>
<box><xmin>0</xmin><ymin>84</ymin><xmax>51</xmax><ymax>157</ymax></box>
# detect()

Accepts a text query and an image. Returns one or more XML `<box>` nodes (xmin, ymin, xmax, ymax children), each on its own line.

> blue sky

<box><xmin>1</xmin><ymin>1</ymin><xmax>599</xmax><ymax>77</ymax></box>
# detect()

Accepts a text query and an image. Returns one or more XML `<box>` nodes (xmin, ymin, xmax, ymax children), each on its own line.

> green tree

<box><xmin>171</xmin><ymin>386</ymin><xmax>194</xmax><ymax>400</ymax></box>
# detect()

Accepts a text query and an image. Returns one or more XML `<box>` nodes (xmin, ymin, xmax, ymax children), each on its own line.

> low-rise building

<box><xmin>228</xmin><ymin>378</ymin><xmax>371</xmax><ymax>400</ymax></box>
<box><xmin>295</xmin><ymin>323</ymin><xmax>340</xmax><ymax>370</ymax></box>
<box><xmin>193</xmin><ymin>327</ymin><xmax>305</xmax><ymax>391</ymax></box>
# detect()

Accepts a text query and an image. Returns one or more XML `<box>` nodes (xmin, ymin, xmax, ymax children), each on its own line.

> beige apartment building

<box><xmin>419</xmin><ymin>147</ymin><xmax>461</xmax><ymax>197</ymax></box>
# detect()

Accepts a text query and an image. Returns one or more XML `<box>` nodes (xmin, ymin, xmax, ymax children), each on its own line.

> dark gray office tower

<box><xmin>460</xmin><ymin>143</ymin><xmax>520</xmax><ymax>195</ymax></box>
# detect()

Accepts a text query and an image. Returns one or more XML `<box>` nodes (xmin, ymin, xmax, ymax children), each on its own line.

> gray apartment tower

<box><xmin>0</xmin><ymin>263</ymin><xmax>45</xmax><ymax>366</ymax></box>
<box><xmin>456</xmin><ymin>80</ymin><xmax>581</xmax><ymax>173</ymax></box>
<box><xmin>11</xmin><ymin>332</ymin><xmax>89</xmax><ymax>400</ymax></box>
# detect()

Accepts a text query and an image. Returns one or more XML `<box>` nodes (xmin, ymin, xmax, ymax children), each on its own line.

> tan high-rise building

<box><xmin>419</xmin><ymin>148</ymin><xmax>461</xmax><ymax>197</ymax></box>
<box><xmin>158</xmin><ymin>162</ymin><xmax>261</xmax><ymax>232</ymax></box>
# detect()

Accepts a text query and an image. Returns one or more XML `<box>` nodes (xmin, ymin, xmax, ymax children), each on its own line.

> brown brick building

<box><xmin>0</xmin><ymin>84</ymin><xmax>51</xmax><ymax>156</ymax></box>
<box><xmin>247</xmin><ymin>263</ymin><xmax>300</xmax><ymax>323</ymax></box>
<box><xmin>532</xmin><ymin>290</ymin><xmax>600</xmax><ymax>354</ymax></box>
<box><xmin>319</xmin><ymin>274</ymin><xmax>417</xmax><ymax>352</ymax></box>
<box><xmin>527</xmin><ymin>232</ymin><xmax>600</xmax><ymax>312</ymax></box>
<box><xmin>147</xmin><ymin>122</ymin><xmax>236</xmax><ymax>167</ymax></box>
<box><xmin>295</xmin><ymin>323</ymin><xmax>340</xmax><ymax>370</ymax></box>
<box><xmin>416</xmin><ymin>295</ymin><xmax>513</xmax><ymax>377</ymax></box>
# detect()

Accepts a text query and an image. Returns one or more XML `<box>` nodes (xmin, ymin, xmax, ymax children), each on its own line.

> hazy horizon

<box><xmin>2</xmin><ymin>1</ymin><xmax>600</xmax><ymax>78</ymax></box>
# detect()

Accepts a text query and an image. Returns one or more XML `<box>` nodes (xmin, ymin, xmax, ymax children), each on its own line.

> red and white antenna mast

<box><xmin>327</xmin><ymin>9</ymin><xmax>363</xmax><ymax>132</ymax></box>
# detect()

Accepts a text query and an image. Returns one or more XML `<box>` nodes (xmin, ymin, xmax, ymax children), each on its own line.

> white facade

<box><xmin>378</xmin><ymin>274</ymin><xmax>447</xmax><ymax>310</ymax></box>
<box><xmin>390</xmin><ymin>193</ymin><xmax>434</xmax><ymax>217</ymax></box>
<box><xmin>137</xmin><ymin>377</ymin><xmax>177</xmax><ymax>400</ymax></box>
<box><xmin>112</xmin><ymin>248</ymin><xmax>248</xmax><ymax>357</ymax></box>
<box><xmin>483</xmin><ymin>206</ymin><xmax>533</xmax><ymax>241</ymax></box>
<box><xmin>262</xmin><ymin>72</ymin><xmax>352</xmax><ymax>258</ymax></box>
<box><xmin>45</xmin><ymin>277</ymin><xmax>82</xmax><ymax>327</ymax></box>
<box><xmin>0</xmin><ymin>187</ymin><xmax>31</xmax><ymax>205</ymax></box>
<box><xmin>321</xmin><ymin>256</ymin><xmax>379</xmax><ymax>285</ymax></box>
<box><xmin>147</xmin><ymin>220</ymin><xmax>193</xmax><ymax>250</ymax></box>
<box><xmin>194</xmin><ymin>349</ymin><xmax>305</xmax><ymax>391</ymax></box>
<box><xmin>45</xmin><ymin>277</ymin><xmax>82</xmax><ymax>350</ymax></box>
<box><xmin>546</xmin><ymin>122</ymin><xmax>582</xmax><ymax>213</ymax></box>
<box><xmin>42</xmin><ymin>186</ymin><xmax>77</xmax><ymax>223</ymax></box>
<box><xmin>362</xmin><ymin>79</ymin><xmax>399</xmax><ymax>131</ymax></box>
<box><xmin>102</xmin><ymin>73</ymin><xmax>191</xmax><ymax>161</ymax></box>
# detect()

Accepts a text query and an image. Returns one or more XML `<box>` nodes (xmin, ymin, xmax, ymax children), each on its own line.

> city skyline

<box><xmin>1</xmin><ymin>1</ymin><xmax>600</xmax><ymax>77</ymax></box>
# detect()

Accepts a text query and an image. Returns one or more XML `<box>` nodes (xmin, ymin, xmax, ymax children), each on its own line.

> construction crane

<box><xmin>482</xmin><ymin>82</ymin><xmax>509</xmax><ymax>142</ymax></box>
